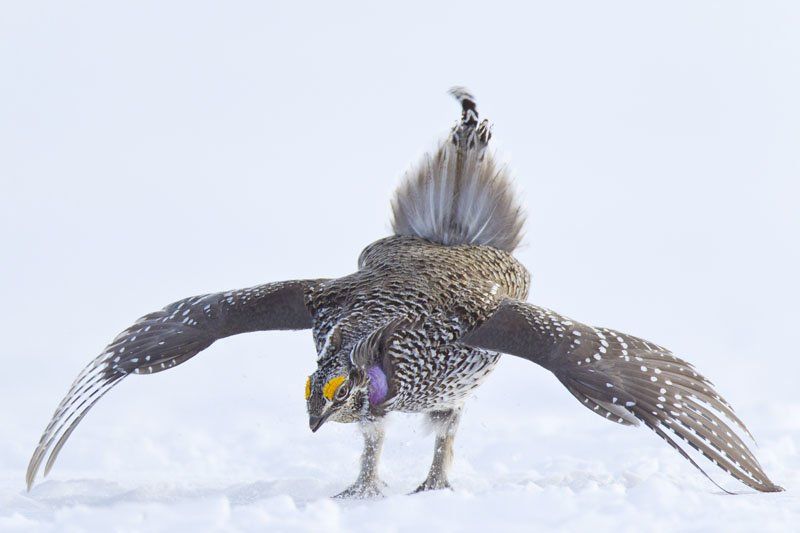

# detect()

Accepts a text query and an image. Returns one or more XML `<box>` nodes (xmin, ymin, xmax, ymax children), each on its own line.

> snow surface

<box><xmin>2</xmin><ymin>1</ymin><xmax>800</xmax><ymax>531</ymax></box>
<box><xmin>2</xmin><ymin>356</ymin><xmax>799</xmax><ymax>532</ymax></box>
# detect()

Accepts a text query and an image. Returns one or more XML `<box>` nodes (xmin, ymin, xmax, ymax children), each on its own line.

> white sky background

<box><xmin>1</xmin><ymin>1</ymin><xmax>799</xmax><ymax>531</ymax></box>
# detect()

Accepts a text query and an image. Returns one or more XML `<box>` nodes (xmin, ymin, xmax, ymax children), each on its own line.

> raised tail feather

<box><xmin>391</xmin><ymin>87</ymin><xmax>525</xmax><ymax>252</ymax></box>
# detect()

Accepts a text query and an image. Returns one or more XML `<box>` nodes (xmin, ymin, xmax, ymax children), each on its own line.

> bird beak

<box><xmin>309</xmin><ymin>412</ymin><xmax>330</xmax><ymax>432</ymax></box>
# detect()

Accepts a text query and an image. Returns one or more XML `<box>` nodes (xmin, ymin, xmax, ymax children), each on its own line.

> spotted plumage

<box><xmin>27</xmin><ymin>88</ymin><xmax>782</xmax><ymax>496</ymax></box>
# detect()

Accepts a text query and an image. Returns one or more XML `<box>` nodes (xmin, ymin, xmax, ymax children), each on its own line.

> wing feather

<box><xmin>26</xmin><ymin>279</ymin><xmax>324</xmax><ymax>490</ymax></box>
<box><xmin>461</xmin><ymin>299</ymin><xmax>782</xmax><ymax>492</ymax></box>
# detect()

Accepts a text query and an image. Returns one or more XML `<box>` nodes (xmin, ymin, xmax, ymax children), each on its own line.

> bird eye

<box><xmin>335</xmin><ymin>383</ymin><xmax>350</xmax><ymax>401</ymax></box>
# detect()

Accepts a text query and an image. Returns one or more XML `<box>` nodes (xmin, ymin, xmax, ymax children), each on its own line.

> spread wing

<box><xmin>26</xmin><ymin>279</ymin><xmax>326</xmax><ymax>490</ymax></box>
<box><xmin>461</xmin><ymin>298</ymin><xmax>782</xmax><ymax>493</ymax></box>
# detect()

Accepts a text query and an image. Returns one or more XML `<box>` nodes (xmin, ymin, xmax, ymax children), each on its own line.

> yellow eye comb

<box><xmin>322</xmin><ymin>375</ymin><xmax>346</xmax><ymax>401</ymax></box>
<box><xmin>305</xmin><ymin>377</ymin><xmax>311</xmax><ymax>400</ymax></box>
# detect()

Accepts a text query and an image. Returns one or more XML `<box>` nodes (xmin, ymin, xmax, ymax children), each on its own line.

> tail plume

<box><xmin>391</xmin><ymin>88</ymin><xmax>524</xmax><ymax>253</ymax></box>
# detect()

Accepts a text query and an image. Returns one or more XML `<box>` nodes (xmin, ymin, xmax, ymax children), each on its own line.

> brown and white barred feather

<box><xmin>462</xmin><ymin>299</ymin><xmax>783</xmax><ymax>493</ymax></box>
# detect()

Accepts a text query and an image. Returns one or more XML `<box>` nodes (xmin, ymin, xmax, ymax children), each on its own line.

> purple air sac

<box><xmin>367</xmin><ymin>365</ymin><xmax>388</xmax><ymax>405</ymax></box>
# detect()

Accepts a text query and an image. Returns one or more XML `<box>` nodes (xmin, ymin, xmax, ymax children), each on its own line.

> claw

<box><xmin>411</xmin><ymin>477</ymin><xmax>452</xmax><ymax>494</ymax></box>
<box><xmin>333</xmin><ymin>479</ymin><xmax>386</xmax><ymax>499</ymax></box>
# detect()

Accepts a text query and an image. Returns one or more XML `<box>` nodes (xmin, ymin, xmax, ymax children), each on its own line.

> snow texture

<box><xmin>2</xmin><ymin>1</ymin><xmax>799</xmax><ymax>531</ymax></box>
<box><xmin>3</xmin><ymin>370</ymin><xmax>799</xmax><ymax>532</ymax></box>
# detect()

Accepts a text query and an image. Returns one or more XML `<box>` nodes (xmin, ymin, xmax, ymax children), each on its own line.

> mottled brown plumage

<box><xmin>26</xmin><ymin>88</ymin><xmax>781</xmax><ymax>496</ymax></box>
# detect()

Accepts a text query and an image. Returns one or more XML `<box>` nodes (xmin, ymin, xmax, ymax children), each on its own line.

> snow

<box><xmin>2</xmin><ymin>1</ymin><xmax>799</xmax><ymax>531</ymax></box>
<box><xmin>2</xmin><ymin>348</ymin><xmax>798</xmax><ymax>532</ymax></box>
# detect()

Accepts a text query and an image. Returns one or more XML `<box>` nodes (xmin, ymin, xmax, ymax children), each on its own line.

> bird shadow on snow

<box><xmin>14</xmin><ymin>477</ymin><xmax>340</xmax><ymax>518</ymax></box>
<box><xmin>11</xmin><ymin>466</ymin><xmax>740</xmax><ymax>520</ymax></box>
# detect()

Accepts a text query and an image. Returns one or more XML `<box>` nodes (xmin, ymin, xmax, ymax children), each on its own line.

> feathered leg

<box><xmin>334</xmin><ymin>418</ymin><xmax>386</xmax><ymax>498</ymax></box>
<box><xmin>413</xmin><ymin>407</ymin><xmax>462</xmax><ymax>493</ymax></box>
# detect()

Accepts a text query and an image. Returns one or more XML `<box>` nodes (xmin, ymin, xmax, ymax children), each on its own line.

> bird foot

<box><xmin>411</xmin><ymin>476</ymin><xmax>452</xmax><ymax>494</ymax></box>
<box><xmin>333</xmin><ymin>478</ymin><xmax>386</xmax><ymax>499</ymax></box>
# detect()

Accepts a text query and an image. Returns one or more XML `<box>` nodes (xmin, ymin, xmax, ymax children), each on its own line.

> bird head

<box><xmin>305</xmin><ymin>317</ymin><xmax>405</xmax><ymax>431</ymax></box>
<box><xmin>306</xmin><ymin>359</ymin><xmax>369</xmax><ymax>431</ymax></box>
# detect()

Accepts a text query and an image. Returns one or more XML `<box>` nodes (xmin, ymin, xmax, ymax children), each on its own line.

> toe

<box><xmin>411</xmin><ymin>478</ymin><xmax>452</xmax><ymax>494</ymax></box>
<box><xmin>333</xmin><ymin>482</ymin><xmax>385</xmax><ymax>499</ymax></box>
